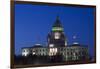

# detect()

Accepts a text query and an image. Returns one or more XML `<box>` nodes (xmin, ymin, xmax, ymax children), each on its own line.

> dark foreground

<box><xmin>14</xmin><ymin>54</ymin><xmax>93</xmax><ymax>66</ymax></box>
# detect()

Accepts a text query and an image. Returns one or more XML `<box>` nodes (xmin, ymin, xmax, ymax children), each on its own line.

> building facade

<box><xmin>22</xmin><ymin>16</ymin><xmax>89</xmax><ymax>61</ymax></box>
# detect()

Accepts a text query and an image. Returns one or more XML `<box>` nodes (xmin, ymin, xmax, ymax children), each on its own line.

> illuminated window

<box><xmin>65</xmin><ymin>41</ymin><xmax>67</xmax><ymax>46</ymax></box>
<box><xmin>49</xmin><ymin>48</ymin><xmax>58</xmax><ymax>56</ymax></box>
<box><xmin>50</xmin><ymin>48</ymin><xmax>52</xmax><ymax>51</ymax></box>
<box><xmin>49</xmin><ymin>44</ymin><xmax>54</xmax><ymax>47</ymax></box>
<box><xmin>32</xmin><ymin>52</ymin><xmax>35</xmax><ymax>55</ymax></box>
<box><xmin>54</xmin><ymin>32</ymin><xmax>60</xmax><ymax>39</ymax></box>
<box><xmin>22</xmin><ymin>49</ymin><xmax>29</xmax><ymax>56</ymax></box>
<box><xmin>54</xmin><ymin>48</ymin><xmax>57</xmax><ymax>53</ymax></box>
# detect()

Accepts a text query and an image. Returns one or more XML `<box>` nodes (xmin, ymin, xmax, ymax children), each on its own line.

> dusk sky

<box><xmin>15</xmin><ymin>3</ymin><xmax>95</xmax><ymax>57</ymax></box>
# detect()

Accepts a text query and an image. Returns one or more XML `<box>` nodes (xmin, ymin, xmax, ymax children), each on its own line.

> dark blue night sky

<box><xmin>15</xmin><ymin>3</ymin><xmax>95</xmax><ymax>57</ymax></box>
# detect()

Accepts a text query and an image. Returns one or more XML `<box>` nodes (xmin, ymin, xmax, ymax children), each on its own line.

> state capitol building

<box><xmin>21</xmin><ymin>16</ymin><xmax>89</xmax><ymax>61</ymax></box>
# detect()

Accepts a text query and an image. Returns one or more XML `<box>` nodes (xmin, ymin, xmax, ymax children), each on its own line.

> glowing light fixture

<box><xmin>52</xmin><ymin>27</ymin><xmax>63</xmax><ymax>31</ymax></box>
